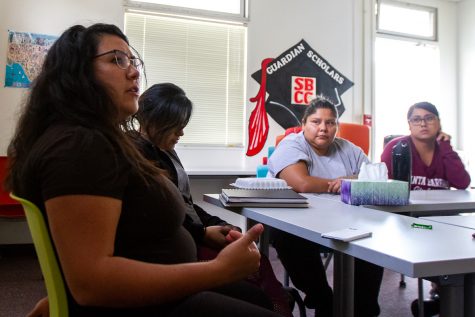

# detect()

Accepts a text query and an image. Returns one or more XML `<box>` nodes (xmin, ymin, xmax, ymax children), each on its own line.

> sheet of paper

<box><xmin>321</xmin><ymin>228</ymin><xmax>372</xmax><ymax>242</ymax></box>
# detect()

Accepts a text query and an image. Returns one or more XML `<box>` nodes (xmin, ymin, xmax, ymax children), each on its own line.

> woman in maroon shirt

<box><xmin>381</xmin><ymin>101</ymin><xmax>471</xmax><ymax>317</ymax></box>
<box><xmin>381</xmin><ymin>101</ymin><xmax>470</xmax><ymax>190</ymax></box>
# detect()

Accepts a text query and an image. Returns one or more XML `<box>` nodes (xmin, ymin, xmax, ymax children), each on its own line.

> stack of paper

<box><xmin>231</xmin><ymin>177</ymin><xmax>290</xmax><ymax>190</ymax></box>
<box><xmin>220</xmin><ymin>188</ymin><xmax>308</xmax><ymax>208</ymax></box>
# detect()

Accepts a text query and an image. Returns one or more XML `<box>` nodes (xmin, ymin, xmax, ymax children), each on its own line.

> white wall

<box><xmin>429</xmin><ymin>0</ymin><xmax>458</xmax><ymax>141</ymax></box>
<box><xmin>178</xmin><ymin>0</ymin><xmax>367</xmax><ymax>170</ymax></box>
<box><xmin>458</xmin><ymin>0</ymin><xmax>475</xmax><ymax>177</ymax></box>
<box><xmin>0</xmin><ymin>0</ymin><xmax>124</xmax><ymax>155</ymax></box>
<box><xmin>0</xmin><ymin>0</ymin><xmax>465</xmax><ymax>174</ymax></box>
<box><xmin>0</xmin><ymin>0</ymin><xmax>366</xmax><ymax>172</ymax></box>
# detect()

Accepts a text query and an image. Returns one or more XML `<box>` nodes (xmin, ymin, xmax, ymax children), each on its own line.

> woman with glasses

<box><xmin>381</xmin><ymin>101</ymin><xmax>470</xmax><ymax>190</ymax></box>
<box><xmin>6</xmin><ymin>23</ymin><xmax>281</xmax><ymax>317</ymax></box>
<box><xmin>381</xmin><ymin>102</ymin><xmax>471</xmax><ymax>317</ymax></box>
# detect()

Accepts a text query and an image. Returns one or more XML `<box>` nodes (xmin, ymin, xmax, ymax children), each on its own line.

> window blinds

<box><xmin>125</xmin><ymin>12</ymin><xmax>246</xmax><ymax>146</ymax></box>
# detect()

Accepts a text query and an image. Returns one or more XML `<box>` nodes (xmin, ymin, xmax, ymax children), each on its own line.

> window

<box><xmin>374</xmin><ymin>38</ymin><xmax>440</xmax><ymax>157</ymax></box>
<box><xmin>373</xmin><ymin>0</ymin><xmax>440</xmax><ymax>159</ymax></box>
<box><xmin>124</xmin><ymin>1</ymin><xmax>247</xmax><ymax>146</ymax></box>
<box><xmin>126</xmin><ymin>0</ymin><xmax>246</xmax><ymax>18</ymax></box>
<box><xmin>377</xmin><ymin>0</ymin><xmax>437</xmax><ymax>41</ymax></box>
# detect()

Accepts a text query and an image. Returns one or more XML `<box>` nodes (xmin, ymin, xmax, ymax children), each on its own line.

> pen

<box><xmin>411</xmin><ymin>223</ymin><xmax>432</xmax><ymax>230</ymax></box>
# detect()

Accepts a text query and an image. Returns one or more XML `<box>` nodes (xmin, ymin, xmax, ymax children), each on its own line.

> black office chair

<box><xmin>383</xmin><ymin>135</ymin><xmax>403</xmax><ymax>148</ymax></box>
<box><xmin>383</xmin><ymin>135</ymin><xmax>406</xmax><ymax>287</ymax></box>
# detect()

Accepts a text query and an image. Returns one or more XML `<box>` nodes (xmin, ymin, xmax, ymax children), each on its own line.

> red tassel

<box><xmin>246</xmin><ymin>58</ymin><xmax>273</xmax><ymax>156</ymax></box>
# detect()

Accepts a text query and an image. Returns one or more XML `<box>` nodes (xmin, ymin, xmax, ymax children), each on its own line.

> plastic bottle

<box><xmin>391</xmin><ymin>140</ymin><xmax>412</xmax><ymax>190</ymax></box>
<box><xmin>268</xmin><ymin>146</ymin><xmax>275</xmax><ymax>159</ymax></box>
<box><xmin>256</xmin><ymin>156</ymin><xmax>269</xmax><ymax>178</ymax></box>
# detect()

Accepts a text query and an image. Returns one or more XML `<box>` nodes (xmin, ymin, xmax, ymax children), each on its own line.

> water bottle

<box><xmin>256</xmin><ymin>157</ymin><xmax>269</xmax><ymax>178</ymax></box>
<box><xmin>391</xmin><ymin>140</ymin><xmax>412</xmax><ymax>190</ymax></box>
<box><xmin>268</xmin><ymin>146</ymin><xmax>275</xmax><ymax>159</ymax></box>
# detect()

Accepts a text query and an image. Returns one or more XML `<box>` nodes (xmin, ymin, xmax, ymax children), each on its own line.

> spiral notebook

<box><xmin>219</xmin><ymin>195</ymin><xmax>309</xmax><ymax>208</ymax></box>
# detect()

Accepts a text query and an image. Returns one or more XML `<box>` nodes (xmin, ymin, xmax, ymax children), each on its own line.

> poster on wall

<box><xmin>5</xmin><ymin>30</ymin><xmax>58</xmax><ymax>88</ymax></box>
<box><xmin>246</xmin><ymin>39</ymin><xmax>354</xmax><ymax>156</ymax></box>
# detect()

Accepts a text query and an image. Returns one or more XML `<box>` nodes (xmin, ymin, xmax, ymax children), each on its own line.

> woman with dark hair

<box><xmin>381</xmin><ymin>102</ymin><xmax>471</xmax><ymax>317</ymax></box>
<box><xmin>6</xmin><ymin>23</ymin><xmax>280</xmax><ymax>317</ymax></box>
<box><xmin>381</xmin><ymin>101</ymin><xmax>470</xmax><ymax>190</ymax></box>
<box><xmin>132</xmin><ymin>83</ymin><xmax>236</xmax><ymax>249</ymax></box>
<box><xmin>126</xmin><ymin>82</ymin><xmax>292</xmax><ymax>317</ymax></box>
<box><xmin>267</xmin><ymin>96</ymin><xmax>384</xmax><ymax>317</ymax></box>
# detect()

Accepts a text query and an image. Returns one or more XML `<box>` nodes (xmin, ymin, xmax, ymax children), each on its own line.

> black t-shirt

<box><xmin>21</xmin><ymin>124</ymin><xmax>196</xmax><ymax>315</ymax></box>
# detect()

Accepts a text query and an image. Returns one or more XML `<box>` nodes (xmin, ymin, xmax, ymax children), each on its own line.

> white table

<box><xmin>361</xmin><ymin>189</ymin><xmax>475</xmax><ymax>317</ymax></box>
<box><xmin>421</xmin><ymin>214</ymin><xmax>475</xmax><ymax>230</ymax></box>
<box><xmin>204</xmin><ymin>193</ymin><xmax>475</xmax><ymax>317</ymax></box>
<box><xmin>420</xmin><ymin>214</ymin><xmax>475</xmax><ymax>317</ymax></box>
<box><xmin>364</xmin><ymin>189</ymin><xmax>475</xmax><ymax>216</ymax></box>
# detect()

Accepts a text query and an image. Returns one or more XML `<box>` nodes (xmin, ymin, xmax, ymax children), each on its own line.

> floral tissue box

<box><xmin>340</xmin><ymin>179</ymin><xmax>409</xmax><ymax>206</ymax></box>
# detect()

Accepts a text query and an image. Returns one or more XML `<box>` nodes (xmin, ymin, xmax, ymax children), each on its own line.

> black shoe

<box><xmin>282</xmin><ymin>287</ymin><xmax>296</xmax><ymax>311</ymax></box>
<box><xmin>314</xmin><ymin>308</ymin><xmax>333</xmax><ymax>317</ymax></box>
<box><xmin>304</xmin><ymin>295</ymin><xmax>333</xmax><ymax>317</ymax></box>
<box><xmin>284</xmin><ymin>287</ymin><xmax>307</xmax><ymax>316</ymax></box>
<box><xmin>410</xmin><ymin>298</ymin><xmax>440</xmax><ymax>317</ymax></box>
<box><xmin>304</xmin><ymin>294</ymin><xmax>317</xmax><ymax>309</ymax></box>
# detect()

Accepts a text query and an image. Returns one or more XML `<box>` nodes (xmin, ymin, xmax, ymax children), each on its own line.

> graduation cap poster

<box><xmin>246</xmin><ymin>39</ymin><xmax>354</xmax><ymax>156</ymax></box>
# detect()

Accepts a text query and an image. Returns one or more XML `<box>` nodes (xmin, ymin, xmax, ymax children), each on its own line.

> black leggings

<box><xmin>169</xmin><ymin>289</ymin><xmax>280</xmax><ymax>317</ymax></box>
<box><xmin>74</xmin><ymin>280</ymin><xmax>280</xmax><ymax>317</ymax></box>
<box><xmin>272</xmin><ymin>228</ymin><xmax>333</xmax><ymax>316</ymax></box>
<box><xmin>272</xmin><ymin>229</ymin><xmax>384</xmax><ymax>317</ymax></box>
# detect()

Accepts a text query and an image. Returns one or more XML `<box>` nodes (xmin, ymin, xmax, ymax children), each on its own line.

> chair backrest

<box><xmin>284</xmin><ymin>126</ymin><xmax>302</xmax><ymax>136</ymax></box>
<box><xmin>383</xmin><ymin>135</ymin><xmax>403</xmax><ymax>148</ymax></box>
<box><xmin>336</xmin><ymin>122</ymin><xmax>370</xmax><ymax>155</ymax></box>
<box><xmin>10</xmin><ymin>194</ymin><xmax>69</xmax><ymax>317</ymax></box>
<box><xmin>0</xmin><ymin>157</ymin><xmax>24</xmax><ymax>218</ymax></box>
<box><xmin>275</xmin><ymin>127</ymin><xmax>303</xmax><ymax>146</ymax></box>
<box><xmin>275</xmin><ymin>123</ymin><xmax>370</xmax><ymax>155</ymax></box>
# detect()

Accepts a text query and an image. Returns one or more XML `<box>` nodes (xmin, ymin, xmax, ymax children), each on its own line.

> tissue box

<box><xmin>340</xmin><ymin>179</ymin><xmax>409</xmax><ymax>206</ymax></box>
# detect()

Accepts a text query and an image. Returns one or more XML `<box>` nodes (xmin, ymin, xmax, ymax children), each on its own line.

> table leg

<box><xmin>333</xmin><ymin>252</ymin><xmax>354</xmax><ymax>317</ymax></box>
<box><xmin>258</xmin><ymin>225</ymin><xmax>270</xmax><ymax>257</ymax></box>
<box><xmin>438</xmin><ymin>274</ymin><xmax>464</xmax><ymax>317</ymax></box>
<box><xmin>465</xmin><ymin>273</ymin><xmax>475</xmax><ymax>317</ymax></box>
<box><xmin>417</xmin><ymin>278</ymin><xmax>424</xmax><ymax>317</ymax></box>
<box><xmin>248</xmin><ymin>218</ymin><xmax>270</xmax><ymax>257</ymax></box>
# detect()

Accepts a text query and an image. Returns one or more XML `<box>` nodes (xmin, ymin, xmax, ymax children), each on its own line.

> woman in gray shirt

<box><xmin>268</xmin><ymin>100</ymin><xmax>367</xmax><ymax>193</ymax></box>
<box><xmin>268</xmin><ymin>97</ymin><xmax>384</xmax><ymax>317</ymax></box>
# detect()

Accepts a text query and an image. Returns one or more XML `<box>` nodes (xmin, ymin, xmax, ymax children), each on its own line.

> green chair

<box><xmin>10</xmin><ymin>193</ymin><xmax>69</xmax><ymax>317</ymax></box>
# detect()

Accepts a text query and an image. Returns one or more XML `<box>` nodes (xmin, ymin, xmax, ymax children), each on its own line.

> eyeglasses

<box><xmin>408</xmin><ymin>114</ymin><xmax>438</xmax><ymax>126</ymax></box>
<box><xmin>94</xmin><ymin>49</ymin><xmax>144</xmax><ymax>70</ymax></box>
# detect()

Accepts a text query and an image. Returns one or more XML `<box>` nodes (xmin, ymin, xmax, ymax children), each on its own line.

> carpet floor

<box><xmin>0</xmin><ymin>244</ymin><xmax>433</xmax><ymax>317</ymax></box>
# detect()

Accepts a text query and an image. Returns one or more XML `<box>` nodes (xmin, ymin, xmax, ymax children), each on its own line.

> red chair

<box><xmin>0</xmin><ymin>156</ymin><xmax>25</xmax><ymax>218</ymax></box>
<box><xmin>337</xmin><ymin>122</ymin><xmax>370</xmax><ymax>155</ymax></box>
<box><xmin>275</xmin><ymin>122</ymin><xmax>370</xmax><ymax>155</ymax></box>
<box><xmin>275</xmin><ymin>127</ymin><xmax>302</xmax><ymax>146</ymax></box>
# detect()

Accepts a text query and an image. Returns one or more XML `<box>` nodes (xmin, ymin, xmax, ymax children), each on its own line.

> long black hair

<box><xmin>130</xmin><ymin>83</ymin><xmax>193</xmax><ymax>145</ymax></box>
<box><xmin>6</xmin><ymin>23</ymin><xmax>162</xmax><ymax>192</ymax></box>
